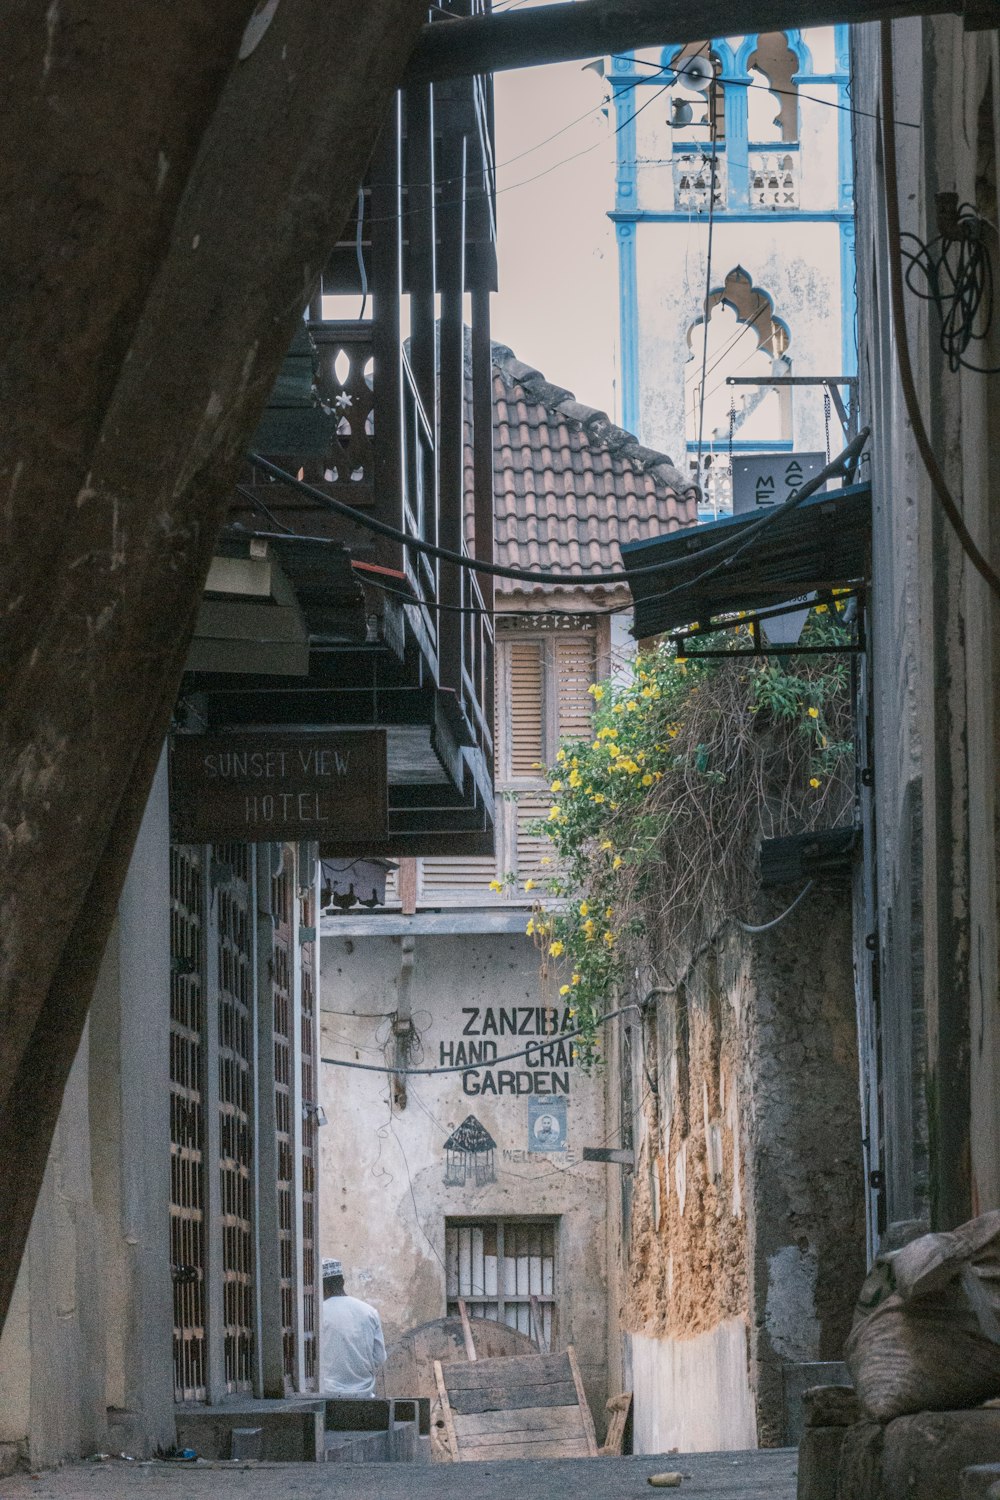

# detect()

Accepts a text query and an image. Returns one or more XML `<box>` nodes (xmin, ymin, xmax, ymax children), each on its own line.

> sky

<box><xmin>491</xmin><ymin>50</ymin><xmax>619</xmax><ymax>421</ymax></box>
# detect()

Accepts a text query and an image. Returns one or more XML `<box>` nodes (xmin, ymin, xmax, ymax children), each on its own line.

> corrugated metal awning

<box><xmin>620</xmin><ymin>482</ymin><xmax>871</xmax><ymax>639</ymax></box>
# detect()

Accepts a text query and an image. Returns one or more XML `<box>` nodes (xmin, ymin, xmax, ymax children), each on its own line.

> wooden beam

<box><xmin>457</xmin><ymin>1297</ymin><xmax>479</xmax><ymax>1362</ymax></box>
<box><xmin>404</xmin><ymin>0</ymin><xmax>954</xmax><ymax>82</ymax></box>
<box><xmin>434</xmin><ymin>1359</ymin><xmax>462</xmax><ymax>1462</ymax></box>
<box><xmin>0</xmin><ymin>0</ymin><xmax>428</xmax><ymax>1336</ymax></box>
<box><xmin>566</xmin><ymin>1344</ymin><xmax>600</xmax><ymax>1458</ymax></box>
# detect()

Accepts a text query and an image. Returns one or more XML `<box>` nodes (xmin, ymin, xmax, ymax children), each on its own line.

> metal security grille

<box><xmin>215</xmin><ymin>843</ymin><xmax>256</xmax><ymax>1394</ymax></box>
<box><xmin>446</xmin><ymin>1219</ymin><xmax>557</xmax><ymax>1350</ymax></box>
<box><xmin>299</xmin><ymin>877</ymin><xmax>319</xmax><ymax>1387</ymax></box>
<box><xmin>271</xmin><ymin>851</ymin><xmax>297</xmax><ymax>1385</ymax></box>
<box><xmin>169</xmin><ymin>845</ymin><xmax>207</xmax><ymax>1402</ymax></box>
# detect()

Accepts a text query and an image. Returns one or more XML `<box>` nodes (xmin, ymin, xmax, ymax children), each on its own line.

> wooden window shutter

<box><xmin>418</xmin><ymin>855</ymin><xmax>498</xmax><ymax>899</ymax></box>
<box><xmin>507</xmin><ymin>639</ymin><xmax>545</xmax><ymax>779</ymax></box>
<box><xmin>512</xmin><ymin>790</ymin><xmax>557</xmax><ymax>888</ymax></box>
<box><xmin>555</xmin><ymin>635</ymin><xmax>597</xmax><ymax>747</ymax></box>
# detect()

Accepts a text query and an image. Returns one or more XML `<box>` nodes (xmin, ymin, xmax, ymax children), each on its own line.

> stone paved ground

<box><xmin>0</xmin><ymin>1451</ymin><xmax>797</xmax><ymax>1500</ymax></box>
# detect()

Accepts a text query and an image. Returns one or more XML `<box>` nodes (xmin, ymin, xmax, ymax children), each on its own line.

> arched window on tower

<box><xmin>745</xmin><ymin>32</ymin><xmax>800</xmax><ymax>207</ymax></box>
<box><xmin>684</xmin><ymin>267</ymin><xmax>791</xmax><ymax>515</ymax></box>
<box><xmin>667</xmin><ymin>41</ymin><xmax>727</xmax><ymax>212</ymax></box>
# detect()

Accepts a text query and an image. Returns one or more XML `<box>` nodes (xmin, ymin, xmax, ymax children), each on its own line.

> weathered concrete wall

<box><xmin>319</xmin><ymin>929</ymin><xmax>609</xmax><ymax>1424</ymax></box>
<box><xmin>0</xmin><ymin>755</ymin><xmax>174</xmax><ymax>1471</ymax></box>
<box><xmin>88</xmin><ymin>752</ymin><xmax>175</xmax><ymax>1454</ymax></box>
<box><xmin>0</xmin><ymin>1033</ymin><xmax>106</xmax><ymax>1473</ymax></box>
<box><xmin>609</xmin><ymin>886</ymin><xmax>864</xmax><ymax>1451</ymax></box>
<box><xmin>852</xmin><ymin>18</ymin><xmax>1000</xmax><ymax>1236</ymax></box>
<box><xmin>744</xmin><ymin>891</ymin><xmax>866</xmax><ymax>1445</ymax></box>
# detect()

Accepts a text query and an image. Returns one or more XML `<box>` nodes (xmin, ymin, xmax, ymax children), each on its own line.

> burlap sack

<box><xmin>845</xmin><ymin>1211</ymin><xmax>1000</xmax><ymax>1422</ymax></box>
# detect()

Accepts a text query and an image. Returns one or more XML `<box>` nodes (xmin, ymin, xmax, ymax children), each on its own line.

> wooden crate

<box><xmin>433</xmin><ymin>1348</ymin><xmax>598</xmax><ymax>1462</ymax></box>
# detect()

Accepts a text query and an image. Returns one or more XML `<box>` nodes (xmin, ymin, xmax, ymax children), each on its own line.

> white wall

<box><xmin>319</xmin><ymin>928</ymin><xmax>609</xmax><ymax>1419</ymax></box>
<box><xmin>628</xmin><ymin>1323</ymin><xmax>757</xmax><ymax>1454</ymax></box>
<box><xmin>633</xmin><ymin>218</ymin><xmax>845</xmax><ymax>467</ymax></box>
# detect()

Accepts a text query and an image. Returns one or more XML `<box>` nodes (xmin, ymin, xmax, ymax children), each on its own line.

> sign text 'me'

<box><xmin>169</xmin><ymin>730</ymin><xmax>388</xmax><ymax>843</ymax></box>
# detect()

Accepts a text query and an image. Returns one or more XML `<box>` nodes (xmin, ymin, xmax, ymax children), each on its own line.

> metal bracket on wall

<box><xmin>674</xmin><ymin>588</ymin><xmax>867</xmax><ymax>661</ymax></box>
<box><xmin>726</xmin><ymin>374</ymin><xmax>860</xmax><ymax>442</ymax></box>
<box><xmin>582</xmin><ymin>1147</ymin><xmax>635</xmax><ymax>1166</ymax></box>
<box><xmin>392</xmin><ymin>934</ymin><xmax>416</xmax><ymax>1110</ymax></box>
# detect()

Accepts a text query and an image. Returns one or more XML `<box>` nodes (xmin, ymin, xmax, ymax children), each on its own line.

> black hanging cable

<box><xmin>880</xmin><ymin>20</ymin><xmax>1000</xmax><ymax>600</ymax></box>
<box><xmin>628</xmin><ymin>52</ymin><xmax>921</xmax><ymax>130</ymax></box>
<box><xmin>248</xmin><ymin>427</ymin><xmax>868</xmax><ymax>592</ymax></box>
<box><xmin>356</xmin><ymin>186</ymin><xmax>369</xmax><ymax>321</ymax></box>
<box><xmin>900</xmin><ymin>198</ymin><xmax>1000</xmax><ymax>375</ymax></box>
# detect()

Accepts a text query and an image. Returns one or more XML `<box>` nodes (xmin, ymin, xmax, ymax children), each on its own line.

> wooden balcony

<box><xmin>181</xmin><ymin>60</ymin><xmax>496</xmax><ymax>859</ymax></box>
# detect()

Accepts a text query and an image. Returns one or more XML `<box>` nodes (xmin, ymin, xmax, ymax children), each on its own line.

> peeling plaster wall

<box><xmin>609</xmin><ymin>887</ymin><xmax>864</xmax><ymax>1451</ymax></box>
<box><xmin>319</xmin><ymin>930</ymin><xmax>609</xmax><ymax>1424</ymax></box>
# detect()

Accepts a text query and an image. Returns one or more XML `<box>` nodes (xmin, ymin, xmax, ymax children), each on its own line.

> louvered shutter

<box><xmin>512</xmin><ymin>790</ymin><xmax>557</xmax><ymax>890</ymax></box>
<box><xmin>418</xmin><ymin>855</ymin><xmax>498</xmax><ymax>901</ymax></box>
<box><xmin>508</xmin><ymin>639</ymin><xmax>545</xmax><ymax>779</ymax></box>
<box><xmin>555</xmin><ymin>635</ymin><xmax>597</xmax><ymax>748</ymax></box>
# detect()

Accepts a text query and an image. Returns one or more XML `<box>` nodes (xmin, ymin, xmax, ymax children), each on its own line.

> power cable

<box><xmin>628</xmin><ymin>52</ymin><xmax>921</xmax><ymax>131</ymax></box>
<box><xmin>880</xmin><ymin>19</ymin><xmax>1000</xmax><ymax>600</ymax></box>
<box><xmin>362</xmin><ymin>74</ymin><xmax>675</xmax><ymax>229</ymax></box>
<box><xmin>234</xmin><ymin>482</ymin><xmax>296</xmax><ymax>535</ymax></box>
<box><xmin>321</xmin><ymin>1002</ymin><xmax>641</xmax><ymax>1075</ymax></box>
<box><xmin>347</xmin><ymin>48</ymin><xmax>915</xmax><ymax>239</ymax></box>
<box><xmin>900</xmin><ymin>200</ymin><xmax>1000</xmax><ymax>375</ymax></box>
<box><xmin>248</xmin><ymin>429</ymin><xmax>866</xmax><ymax>590</ymax></box>
<box><xmin>733</xmin><ymin>880</ymin><xmax>814</xmax><ymax>933</ymax></box>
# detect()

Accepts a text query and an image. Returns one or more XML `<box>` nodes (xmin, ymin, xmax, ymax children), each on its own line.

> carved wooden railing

<box><xmin>748</xmin><ymin>145</ymin><xmax>799</xmax><ymax>208</ymax></box>
<box><xmin>667</xmin><ymin>142</ymin><xmax>800</xmax><ymax>212</ymax></box>
<box><xmin>672</xmin><ymin>149</ymin><xmax>726</xmax><ymax>211</ymax></box>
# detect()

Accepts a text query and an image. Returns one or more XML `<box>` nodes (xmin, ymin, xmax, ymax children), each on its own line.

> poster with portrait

<box><xmin>528</xmin><ymin>1094</ymin><xmax>567</xmax><ymax>1153</ymax></box>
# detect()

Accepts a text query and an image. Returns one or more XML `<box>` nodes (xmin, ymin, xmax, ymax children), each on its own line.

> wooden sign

<box><xmin>170</xmin><ymin>730</ymin><xmax>388</xmax><ymax>844</ymax></box>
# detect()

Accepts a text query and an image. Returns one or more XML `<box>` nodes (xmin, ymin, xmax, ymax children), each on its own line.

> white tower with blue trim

<box><xmin>611</xmin><ymin>27</ymin><xmax>855</xmax><ymax>517</ymax></box>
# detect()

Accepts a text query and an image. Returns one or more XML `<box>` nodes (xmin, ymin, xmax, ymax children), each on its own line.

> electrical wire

<box><xmin>900</xmin><ymin>203</ymin><xmax>1000</xmax><ymax>375</ymax></box>
<box><xmin>733</xmin><ymin>880</ymin><xmax>814</xmax><ymax>933</ymax></box>
<box><xmin>356</xmin><ymin>187</ymin><xmax>369</xmax><ymax>321</ymax></box>
<box><xmin>880</xmin><ymin>20</ymin><xmax>1000</xmax><ymax>601</ymax></box>
<box><xmin>248</xmin><ymin>430</ymin><xmax>866</xmax><ymax>590</ymax></box>
<box><xmin>234</xmin><ymin>482</ymin><xmax>295</xmax><ymax>534</ymax></box>
<box><xmin>362</xmin><ymin>74</ymin><xmax>675</xmax><ymax>229</ymax></box>
<box><xmin>628</xmin><ymin>52</ymin><xmax>921</xmax><ymax>131</ymax></box>
<box><xmin>347</xmin><ymin>48</ymin><xmax>917</xmax><ymax>240</ymax></box>
<box><xmin>320</xmin><ymin>1002</ymin><xmax>641</xmax><ymax>1075</ymax></box>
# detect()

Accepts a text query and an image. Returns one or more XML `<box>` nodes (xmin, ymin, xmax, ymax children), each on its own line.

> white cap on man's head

<box><xmin>322</xmin><ymin>1258</ymin><xmax>343</xmax><ymax>1279</ymax></box>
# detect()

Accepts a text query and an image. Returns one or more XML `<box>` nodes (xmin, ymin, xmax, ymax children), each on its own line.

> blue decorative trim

<box><xmin>661</xmin><ymin>36</ymin><xmax>738</xmax><ymax>74</ymax></box>
<box><xmin>833</xmin><ymin>23</ymin><xmax>850</xmax><ymax>74</ymax></box>
<box><xmin>735</xmin><ymin>29</ymin><xmax>813</xmax><ymax>77</ymax></box>
<box><xmin>610</xmin><ymin>209</ymin><xmax>853</xmax><ymax>224</ymax></box>
<box><xmin>725</xmin><ymin>50</ymin><xmax>749</xmax><ymax>208</ymax></box>
<box><xmin>613</xmin><ymin>77</ymin><xmax>638</xmax><ymax>215</ymax></box>
<box><xmin>840</xmin><ymin>217</ymin><xmax>858</xmax><ymax>382</ymax></box>
<box><xmin>686</xmin><ymin>439</ymin><xmax>793</xmax><ymax>452</ymax></box>
<box><xmin>617</xmin><ymin>223</ymin><xmax>640</xmax><ymax>435</ymax></box>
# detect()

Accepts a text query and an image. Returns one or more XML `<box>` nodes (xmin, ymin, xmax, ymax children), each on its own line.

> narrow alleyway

<box><xmin>0</xmin><ymin>1452</ymin><xmax>796</xmax><ymax>1500</ymax></box>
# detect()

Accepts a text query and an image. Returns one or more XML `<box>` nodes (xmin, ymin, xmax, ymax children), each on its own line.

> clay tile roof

<box><xmin>465</xmin><ymin>341</ymin><xmax>699</xmax><ymax>600</ymax></box>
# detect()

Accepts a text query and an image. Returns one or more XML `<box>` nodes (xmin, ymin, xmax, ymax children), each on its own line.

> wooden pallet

<box><xmin>433</xmin><ymin>1347</ymin><xmax>598</xmax><ymax>1462</ymax></box>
